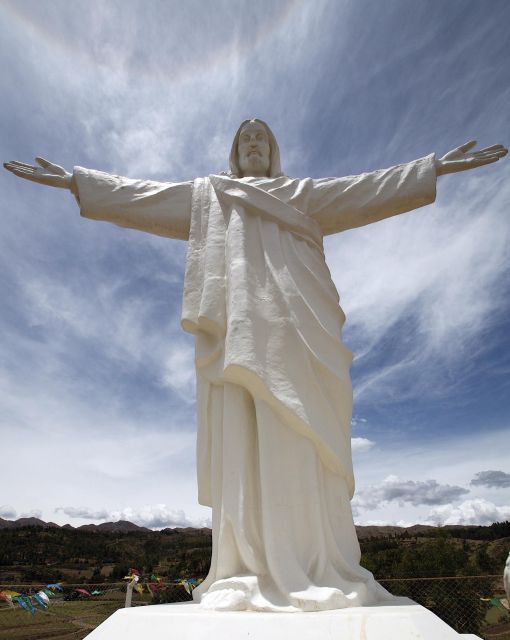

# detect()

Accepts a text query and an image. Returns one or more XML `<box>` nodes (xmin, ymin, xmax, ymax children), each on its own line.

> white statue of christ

<box><xmin>4</xmin><ymin>122</ymin><xmax>506</xmax><ymax>612</ymax></box>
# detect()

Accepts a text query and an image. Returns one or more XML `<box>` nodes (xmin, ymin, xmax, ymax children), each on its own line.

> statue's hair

<box><xmin>227</xmin><ymin>119</ymin><xmax>283</xmax><ymax>178</ymax></box>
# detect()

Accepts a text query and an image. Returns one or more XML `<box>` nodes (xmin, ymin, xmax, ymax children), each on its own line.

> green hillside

<box><xmin>0</xmin><ymin>521</ymin><xmax>508</xmax><ymax>584</ymax></box>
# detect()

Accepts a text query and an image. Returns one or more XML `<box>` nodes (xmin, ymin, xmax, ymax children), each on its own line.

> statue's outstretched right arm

<box><xmin>3</xmin><ymin>158</ymin><xmax>192</xmax><ymax>241</ymax></box>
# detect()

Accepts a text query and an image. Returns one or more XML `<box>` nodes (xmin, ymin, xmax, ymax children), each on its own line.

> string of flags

<box><xmin>0</xmin><ymin>573</ymin><xmax>203</xmax><ymax>615</ymax></box>
<box><xmin>480</xmin><ymin>596</ymin><xmax>510</xmax><ymax>611</ymax></box>
<box><xmin>0</xmin><ymin>583</ymin><xmax>63</xmax><ymax>614</ymax></box>
<box><xmin>123</xmin><ymin>568</ymin><xmax>202</xmax><ymax>596</ymax></box>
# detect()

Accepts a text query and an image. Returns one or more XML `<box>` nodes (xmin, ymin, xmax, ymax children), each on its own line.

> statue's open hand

<box><xmin>436</xmin><ymin>141</ymin><xmax>507</xmax><ymax>176</ymax></box>
<box><xmin>3</xmin><ymin>157</ymin><xmax>72</xmax><ymax>189</ymax></box>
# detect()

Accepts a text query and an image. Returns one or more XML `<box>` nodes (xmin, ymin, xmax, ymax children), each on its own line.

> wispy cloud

<box><xmin>56</xmin><ymin>507</ymin><xmax>109</xmax><ymax>520</ymax></box>
<box><xmin>328</xmin><ymin>169</ymin><xmax>510</xmax><ymax>405</ymax></box>
<box><xmin>470</xmin><ymin>470</ymin><xmax>510</xmax><ymax>489</ymax></box>
<box><xmin>352</xmin><ymin>437</ymin><xmax>375</xmax><ymax>453</ymax></box>
<box><xmin>353</xmin><ymin>475</ymin><xmax>469</xmax><ymax>511</ymax></box>
<box><xmin>56</xmin><ymin>504</ymin><xmax>210</xmax><ymax>529</ymax></box>
<box><xmin>160</xmin><ymin>341</ymin><xmax>196</xmax><ymax>402</ymax></box>
<box><xmin>19</xmin><ymin>509</ymin><xmax>43</xmax><ymax>519</ymax></box>
<box><xmin>427</xmin><ymin>499</ymin><xmax>510</xmax><ymax>526</ymax></box>
<box><xmin>0</xmin><ymin>506</ymin><xmax>17</xmax><ymax>519</ymax></box>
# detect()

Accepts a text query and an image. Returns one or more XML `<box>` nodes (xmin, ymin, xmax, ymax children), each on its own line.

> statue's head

<box><xmin>229</xmin><ymin>119</ymin><xmax>283</xmax><ymax>178</ymax></box>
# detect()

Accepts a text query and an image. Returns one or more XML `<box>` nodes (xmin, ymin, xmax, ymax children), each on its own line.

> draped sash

<box><xmin>181</xmin><ymin>176</ymin><xmax>324</xmax><ymax>337</ymax></box>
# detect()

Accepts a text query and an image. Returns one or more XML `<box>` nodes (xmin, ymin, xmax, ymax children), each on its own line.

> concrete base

<box><xmin>84</xmin><ymin>599</ymin><xmax>482</xmax><ymax>639</ymax></box>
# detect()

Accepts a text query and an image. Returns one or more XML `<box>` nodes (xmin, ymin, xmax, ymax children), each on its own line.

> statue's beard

<box><xmin>244</xmin><ymin>154</ymin><xmax>266</xmax><ymax>168</ymax></box>
<box><xmin>238</xmin><ymin>151</ymin><xmax>270</xmax><ymax>176</ymax></box>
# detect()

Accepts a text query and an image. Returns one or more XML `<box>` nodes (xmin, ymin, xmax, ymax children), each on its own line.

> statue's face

<box><xmin>237</xmin><ymin>121</ymin><xmax>271</xmax><ymax>177</ymax></box>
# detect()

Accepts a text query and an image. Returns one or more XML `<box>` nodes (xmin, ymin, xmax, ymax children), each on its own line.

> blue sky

<box><xmin>0</xmin><ymin>0</ymin><xmax>509</xmax><ymax>529</ymax></box>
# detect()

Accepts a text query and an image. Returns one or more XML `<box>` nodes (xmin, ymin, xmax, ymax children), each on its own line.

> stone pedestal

<box><xmin>85</xmin><ymin>599</ymin><xmax>482</xmax><ymax>639</ymax></box>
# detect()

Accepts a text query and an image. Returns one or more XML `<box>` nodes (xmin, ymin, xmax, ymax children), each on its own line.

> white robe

<box><xmin>73</xmin><ymin>154</ymin><xmax>436</xmax><ymax>611</ymax></box>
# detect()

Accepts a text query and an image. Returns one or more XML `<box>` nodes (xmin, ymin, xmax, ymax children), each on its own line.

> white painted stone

<box><xmin>84</xmin><ymin>600</ymin><xmax>483</xmax><ymax>639</ymax></box>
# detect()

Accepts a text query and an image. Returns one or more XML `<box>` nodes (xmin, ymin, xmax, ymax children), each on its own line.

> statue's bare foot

<box><xmin>200</xmin><ymin>588</ymin><xmax>249</xmax><ymax>611</ymax></box>
<box><xmin>289</xmin><ymin>586</ymin><xmax>352</xmax><ymax>611</ymax></box>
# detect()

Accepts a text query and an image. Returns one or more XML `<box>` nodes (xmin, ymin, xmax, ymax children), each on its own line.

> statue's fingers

<box><xmin>471</xmin><ymin>156</ymin><xmax>500</xmax><ymax>167</ymax></box>
<box><xmin>36</xmin><ymin>156</ymin><xmax>66</xmax><ymax>175</ymax></box>
<box><xmin>4</xmin><ymin>162</ymin><xmax>35</xmax><ymax>174</ymax></box>
<box><xmin>35</xmin><ymin>156</ymin><xmax>53</xmax><ymax>168</ymax></box>
<box><xmin>5</xmin><ymin>160</ymin><xmax>37</xmax><ymax>170</ymax></box>
<box><xmin>11</xmin><ymin>165</ymin><xmax>37</xmax><ymax>175</ymax></box>
<box><xmin>476</xmin><ymin>144</ymin><xmax>505</xmax><ymax>153</ymax></box>
<box><xmin>4</xmin><ymin>166</ymin><xmax>40</xmax><ymax>180</ymax></box>
<box><xmin>473</xmin><ymin>150</ymin><xmax>506</xmax><ymax>160</ymax></box>
<box><xmin>473</xmin><ymin>150</ymin><xmax>503</xmax><ymax>159</ymax></box>
<box><xmin>474</xmin><ymin>149</ymin><xmax>507</xmax><ymax>160</ymax></box>
<box><xmin>457</xmin><ymin>140</ymin><xmax>477</xmax><ymax>153</ymax></box>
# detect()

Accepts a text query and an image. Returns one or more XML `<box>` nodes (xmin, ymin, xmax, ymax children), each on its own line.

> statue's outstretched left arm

<box><xmin>309</xmin><ymin>141</ymin><xmax>507</xmax><ymax>236</ymax></box>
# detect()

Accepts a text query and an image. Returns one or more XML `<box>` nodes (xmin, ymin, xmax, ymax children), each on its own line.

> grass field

<box><xmin>0</xmin><ymin>599</ymin><xmax>131</xmax><ymax>640</ymax></box>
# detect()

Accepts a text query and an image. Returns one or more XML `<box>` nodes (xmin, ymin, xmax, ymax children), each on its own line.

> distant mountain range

<box><xmin>0</xmin><ymin>516</ymin><xmax>150</xmax><ymax>532</ymax></box>
<box><xmin>0</xmin><ymin>516</ymin><xmax>479</xmax><ymax>538</ymax></box>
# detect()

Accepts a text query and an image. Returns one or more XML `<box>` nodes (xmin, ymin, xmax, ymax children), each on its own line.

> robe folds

<box><xmin>73</xmin><ymin>153</ymin><xmax>437</xmax><ymax>611</ymax></box>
